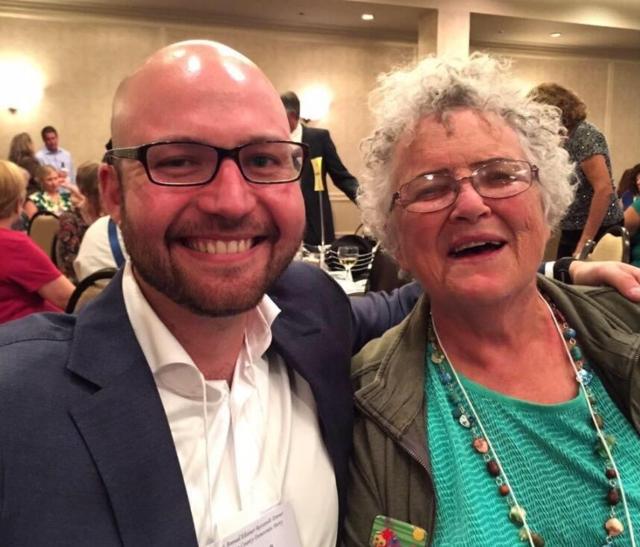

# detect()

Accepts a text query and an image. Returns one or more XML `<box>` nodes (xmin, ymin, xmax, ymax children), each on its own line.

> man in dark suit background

<box><xmin>281</xmin><ymin>91</ymin><xmax>359</xmax><ymax>246</ymax></box>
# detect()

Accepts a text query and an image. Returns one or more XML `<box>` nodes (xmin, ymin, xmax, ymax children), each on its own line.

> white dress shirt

<box><xmin>122</xmin><ymin>263</ymin><xmax>338</xmax><ymax>547</ymax></box>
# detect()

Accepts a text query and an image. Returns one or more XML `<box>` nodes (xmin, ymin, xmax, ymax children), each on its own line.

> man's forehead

<box><xmin>112</xmin><ymin>42</ymin><xmax>286</xmax><ymax>143</ymax></box>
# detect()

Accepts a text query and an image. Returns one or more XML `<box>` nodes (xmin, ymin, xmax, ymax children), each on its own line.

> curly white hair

<box><xmin>358</xmin><ymin>53</ymin><xmax>575</xmax><ymax>255</ymax></box>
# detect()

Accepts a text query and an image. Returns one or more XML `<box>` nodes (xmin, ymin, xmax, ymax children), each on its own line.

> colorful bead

<box><xmin>604</xmin><ymin>517</ymin><xmax>624</xmax><ymax>537</ymax></box>
<box><xmin>606</xmin><ymin>468</ymin><xmax>617</xmax><ymax>479</ymax></box>
<box><xmin>498</xmin><ymin>484</ymin><xmax>510</xmax><ymax>496</ymax></box>
<box><xmin>472</xmin><ymin>437</ymin><xmax>489</xmax><ymax>454</ymax></box>
<box><xmin>509</xmin><ymin>505</ymin><xmax>526</xmax><ymax>525</ymax></box>
<box><xmin>577</xmin><ymin>368</ymin><xmax>593</xmax><ymax>385</ymax></box>
<box><xmin>459</xmin><ymin>415</ymin><xmax>472</xmax><ymax>428</ymax></box>
<box><xmin>486</xmin><ymin>460</ymin><xmax>500</xmax><ymax>476</ymax></box>
<box><xmin>570</xmin><ymin>345</ymin><xmax>583</xmax><ymax>360</ymax></box>
<box><xmin>531</xmin><ymin>532</ymin><xmax>546</xmax><ymax>547</ymax></box>
<box><xmin>592</xmin><ymin>413</ymin><xmax>604</xmax><ymax>429</ymax></box>
<box><xmin>438</xmin><ymin>371</ymin><xmax>452</xmax><ymax>384</ymax></box>
<box><xmin>607</xmin><ymin>488</ymin><xmax>620</xmax><ymax>505</ymax></box>
<box><xmin>518</xmin><ymin>528</ymin><xmax>545</xmax><ymax>546</ymax></box>
<box><xmin>431</xmin><ymin>351</ymin><xmax>444</xmax><ymax>364</ymax></box>
<box><xmin>595</xmin><ymin>435</ymin><xmax>617</xmax><ymax>458</ymax></box>
<box><xmin>563</xmin><ymin>327</ymin><xmax>577</xmax><ymax>340</ymax></box>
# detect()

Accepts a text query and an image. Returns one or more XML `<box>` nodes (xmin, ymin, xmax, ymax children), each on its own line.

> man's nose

<box><xmin>195</xmin><ymin>158</ymin><xmax>258</xmax><ymax>217</ymax></box>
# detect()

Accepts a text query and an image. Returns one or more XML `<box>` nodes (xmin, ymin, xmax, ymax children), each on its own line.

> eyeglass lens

<box><xmin>400</xmin><ymin>159</ymin><xmax>533</xmax><ymax>212</ymax></box>
<box><xmin>146</xmin><ymin>142</ymin><xmax>305</xmax><ymax>184</ymax></box>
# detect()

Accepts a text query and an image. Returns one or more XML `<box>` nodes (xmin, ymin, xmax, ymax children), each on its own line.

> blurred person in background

<box><xmin>56</xmin><ymin>162</ymin><xmax>103</xmax><ymax>282</ymax></box>
<box><xmin>8</xmin><ymin>132</ymin><xmax>40</xmax><ymax>195</ymax></box>
<box><xmin>35</xmin><ymin>125</ymin><xmax>75</xmax><ymax>183</ymax></box>
<box><xmin>0</xmin><ymin>160</ymin><xmax>74</xmax><ymax>324</ymax></box>
<box><xmin>617</xmin><ymin>163</ymin><xmax>640</xmax><ymax>210</ymax></box>
<box><xmin>529</xmin><ymin>83</ymin><xmax>623</xmax><ymax>259</ymax></box>
<box><xmin>280</xmin><ymin>90</ymin><xmax>359</xmax><ymax>247</ymax></box>
<box><xmin>23</xmin><ymin>164</ymin><xmax>75</xmax><ymax>219</ymax></box>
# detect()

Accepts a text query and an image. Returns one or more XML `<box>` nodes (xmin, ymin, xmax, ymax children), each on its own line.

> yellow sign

<box><xmin>311</xmin><ymin>157</ymin><xmax>324</xmax><ymax>192</ymax></box>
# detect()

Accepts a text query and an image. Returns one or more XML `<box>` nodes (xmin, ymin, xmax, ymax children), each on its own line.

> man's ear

<box><xmin>286</xmin><ymin>111</ymin><xmax>299</xmax><ymax>133</ymax></box>
<box><xmin>99</xmin><ymin>163</ymin><xmax>122</xmax><ymax>223</ymax></box>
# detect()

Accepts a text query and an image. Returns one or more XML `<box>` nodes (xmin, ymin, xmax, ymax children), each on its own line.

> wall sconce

<box><xmin>299</xmin><ymin>85</ymin><xmax>333</xmax><ymax>122</ymax></box>
<box><xmin>0</xmin><ymin>58</ymin><xmax>44</xmax><ymax>114</ymax></box>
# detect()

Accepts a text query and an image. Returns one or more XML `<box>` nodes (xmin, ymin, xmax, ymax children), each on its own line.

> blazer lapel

<box><xmin>269</xmin><ymin>268</ymin><xmax>354</xmax><ymax>527</ymax></box>
<box><xmin>66</xmin><ymin>274</ymin><xmax>198</xmax><ymax>546</ymax></box>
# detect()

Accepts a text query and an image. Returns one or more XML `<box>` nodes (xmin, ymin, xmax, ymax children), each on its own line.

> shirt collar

<box><xmin>121</xmin><ymin>261</ymin><xmax>281</xmax><ymax>380</ymax></box>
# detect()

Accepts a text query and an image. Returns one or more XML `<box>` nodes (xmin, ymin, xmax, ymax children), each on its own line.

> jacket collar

<box><xmin>66</xmin><ymin>271</ymin><xmax>198</xmax><ymax>546</ymax></box>
<box><xmin>353</xmin><ymin>295</ymin><xmax>429</xmax><ymax>440</ymax></box>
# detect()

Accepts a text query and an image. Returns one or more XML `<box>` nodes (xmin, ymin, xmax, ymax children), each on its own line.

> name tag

<box><xmin>210</xmin><ymin>503</ymin><xmax>302</xmax><ymax>547</ymax></box>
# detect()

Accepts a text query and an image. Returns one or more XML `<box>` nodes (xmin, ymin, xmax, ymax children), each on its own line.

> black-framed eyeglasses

<box><xmin>390</xmin><ymin>158</ymin><xmax>538</xmax><ymax>213</ymax></box>
<box><xmin>104</xmin><ymin>140</ymin><xmax>309</xmax><ymax>186</ymax></box>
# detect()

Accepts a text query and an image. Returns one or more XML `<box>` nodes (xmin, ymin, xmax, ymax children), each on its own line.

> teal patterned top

<box><xmin>28</xmin><ymin>191</ymin><xmax>72</xmax><ymax>216</ymax></box>
<box><xmin>426</xmin><ymin>345</ymin><xmax>640</xmax><ymax>546</ymax></box>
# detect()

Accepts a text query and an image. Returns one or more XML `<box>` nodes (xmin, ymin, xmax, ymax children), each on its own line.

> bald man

<box><xmin>0</xmin><ymin>40</ymin><xmax>424</xmax><ymax>547</ymax></box>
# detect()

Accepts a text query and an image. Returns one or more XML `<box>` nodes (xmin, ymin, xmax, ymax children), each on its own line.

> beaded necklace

<box><xmin>429</xmin><ymin>293</ymin><xmax>636</xmax><ymax>547</ymax></box>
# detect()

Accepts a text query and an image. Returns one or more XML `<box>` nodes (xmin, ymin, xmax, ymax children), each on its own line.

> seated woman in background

<box><xmin>618</xmin><ymin>164</ymin><xmax>640</xmax><ymax>210</ymax></box>
<box><xmin>8</xmin><ymin>132</ymin><xmax>40</xmax><ymax>195</ymax></box>
<box><xmin>23</xmin><ymin>164</ymin><xmax>76</xmax><ymax>219</ymax></box>
<box><xmin>345</xmin><ymin>55</ymin><xmax>640</xmax><ymax>546</ymax></box>
<box><xmin>55</xmin><ymin>162</ymin><xmax>102</xmax><ymax>282</ymax></box>
<box><xmin>0</xmin><ymin>160</ymin><xmax>75</xmax><ymax>324</ymax></box>
<box><xmin>621</xmin><ymin>166</ymin><xmax>640</xmax><ymax>267</ymax></box>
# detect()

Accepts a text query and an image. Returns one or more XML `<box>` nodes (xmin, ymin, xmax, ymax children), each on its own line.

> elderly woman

<box><xmin>345</xmin><ymin>55</ymin><xmax>640</xmax><ymax>546</ymax></box>
<box><xmin>0</xmin><ymin>160</ymin><xmax>74</xmax><ymax>323</ymax></box>
<box><xmin>529</xmin><ymin>83</ymin><xmax>623</xmax><ymax>259</ymax></box>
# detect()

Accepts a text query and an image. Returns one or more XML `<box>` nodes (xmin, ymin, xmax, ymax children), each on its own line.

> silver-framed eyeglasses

<box><xmin>391</xmin><ymin>158</ymin><xmax>538</xmax><ymax>213</ymax></box>
<box><xmin>104</xmin><ymin>140</ymin><xmax>309</xmax><ymax>186</ymax></box>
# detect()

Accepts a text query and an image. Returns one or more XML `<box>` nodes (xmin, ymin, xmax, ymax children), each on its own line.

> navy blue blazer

<box><xmin>0</xmin><ymin>261</ymin><xmax>420</xmax><ymax>546</ymax></box>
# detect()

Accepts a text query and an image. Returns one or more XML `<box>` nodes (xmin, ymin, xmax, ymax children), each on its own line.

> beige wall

<box><xmin>0</xmin><ymin>12</ymin><xmax>415</xmax><ymax>236</ymax></box>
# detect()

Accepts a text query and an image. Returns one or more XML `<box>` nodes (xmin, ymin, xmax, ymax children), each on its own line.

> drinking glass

<box><xmin>337</xmin><ymin>246</ymin><xmax>359</xmax><ymax>284</ymax></box>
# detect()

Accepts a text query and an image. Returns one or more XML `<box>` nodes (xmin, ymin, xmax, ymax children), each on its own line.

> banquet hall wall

<box><xmin>0</xmin><ymin>11</ymin><xmax>639</xmax><ymax>236</ymax></box>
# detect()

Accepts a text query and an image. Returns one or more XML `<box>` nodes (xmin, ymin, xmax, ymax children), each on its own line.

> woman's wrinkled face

<box><xmin>390</xmin><ymin>109</ymin><xmax>550</xmax><ymax>308</ymax></box>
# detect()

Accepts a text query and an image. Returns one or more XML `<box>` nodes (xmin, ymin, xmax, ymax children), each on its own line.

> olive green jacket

<box><xmin>344</xmin><ymin>277</ymin><xmax>640</xmax><ymax>546</ymax></box>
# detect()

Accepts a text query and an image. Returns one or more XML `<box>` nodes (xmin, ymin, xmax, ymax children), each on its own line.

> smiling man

<box><xmin>0</xmin><ymin>40</ymin><xmax>422</xmax><ymax>547</ymax></box>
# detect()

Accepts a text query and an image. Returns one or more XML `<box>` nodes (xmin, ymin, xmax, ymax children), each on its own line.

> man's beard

<box><xmin>119</xmin><ymin>204</ymin><xmax>300</xmax><ymax>318</ymax></box>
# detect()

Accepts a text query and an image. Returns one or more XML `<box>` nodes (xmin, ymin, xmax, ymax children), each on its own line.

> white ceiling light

<box><xmin>550</xmin><ymin>32</ymin><xmax>562</xmax><ymax>38</ymax></box>
<box><xmin>361</xmin><ymin>13</ymin><xmax>374</xmax><ymax>21</ymax></box>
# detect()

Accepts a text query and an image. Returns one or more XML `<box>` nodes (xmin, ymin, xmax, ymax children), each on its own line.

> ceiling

<box><xmin>2</xmin><ymin>0</ymin><xmax>640</xmax><ymax>56</ymax></box>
